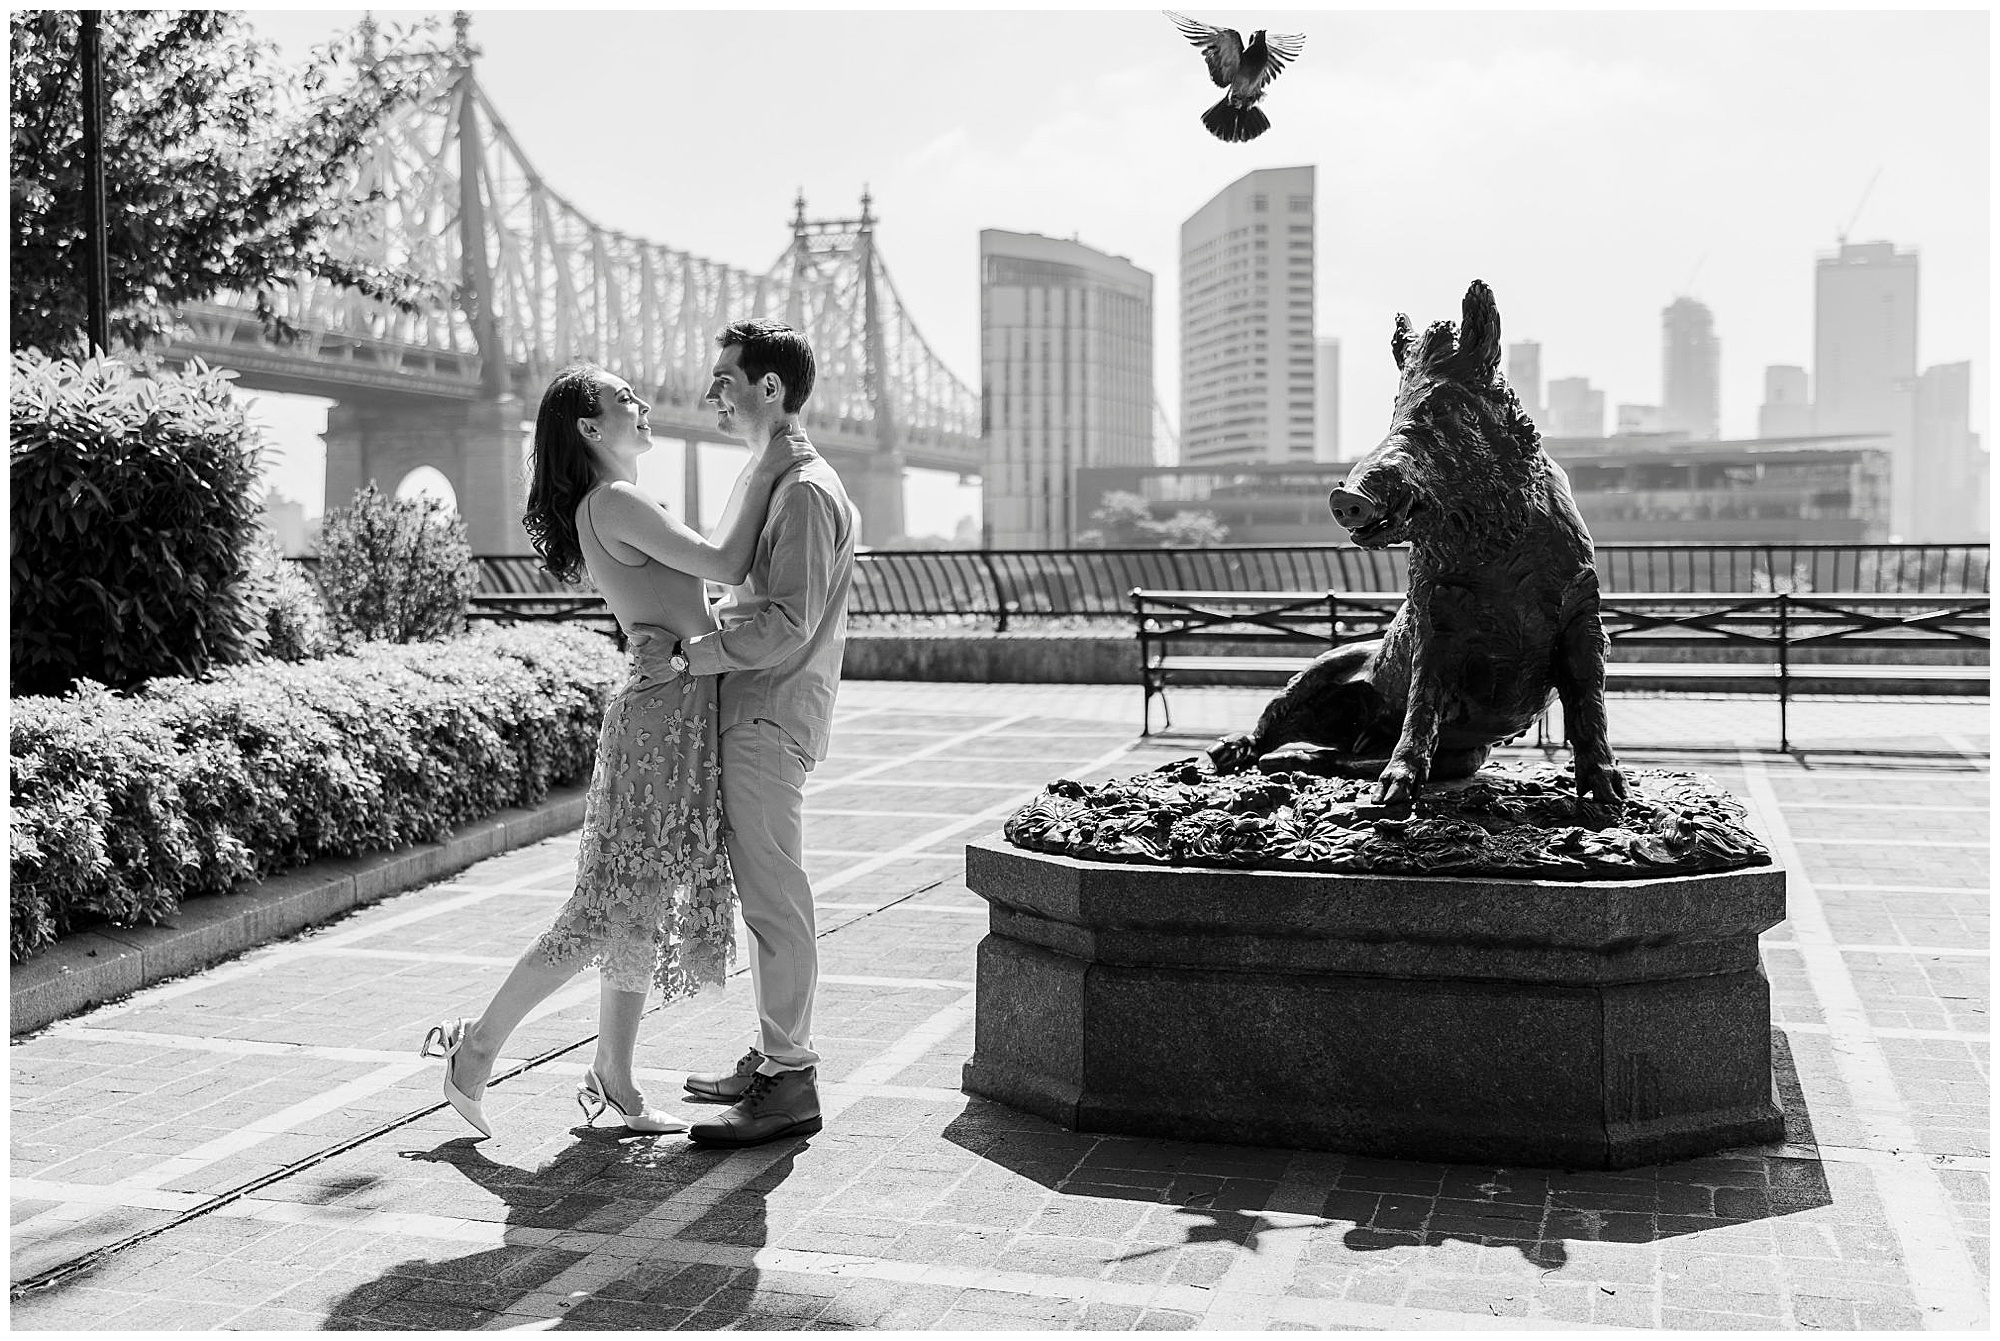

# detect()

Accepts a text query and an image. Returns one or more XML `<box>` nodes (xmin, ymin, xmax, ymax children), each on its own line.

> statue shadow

<box><xmin>945</xmin><ymin>1031</ymin><xmax>1827</xmax><ymax>1275</ymax></box>
<box><xmin>319</xmin><ymin>1125</ymin><xmax>796</xmax><ymax>1330</ymax></box>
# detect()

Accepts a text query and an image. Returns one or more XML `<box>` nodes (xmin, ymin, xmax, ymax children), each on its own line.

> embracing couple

<box><xmin>420</xmin><ymin>318</ymin><xmax>857</xmax><ymax>1148</ymax></box>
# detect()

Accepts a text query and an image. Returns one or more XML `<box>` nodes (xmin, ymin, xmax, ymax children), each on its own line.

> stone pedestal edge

<box><xmin>8</xmin><ymin>784</ymin><xmax>589</xmax><ymax>1037</ymax></box>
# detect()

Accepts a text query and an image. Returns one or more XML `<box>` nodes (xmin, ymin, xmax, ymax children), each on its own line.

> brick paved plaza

<box><xmin>8</xmin><ymin>684</ymin><xmax>1989</xmax><ymax>1330</ymax></box>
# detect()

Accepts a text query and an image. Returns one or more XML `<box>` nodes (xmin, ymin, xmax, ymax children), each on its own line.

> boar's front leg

<box><xmin>1553</xmin><ymin>571</ymin><xmax>1627</xmax><ymax>804</ymax></box>
<box><xmin>1375</xmin><ymin>605</ymin><xmax>1441</xmax><ymax>804</ymax></box>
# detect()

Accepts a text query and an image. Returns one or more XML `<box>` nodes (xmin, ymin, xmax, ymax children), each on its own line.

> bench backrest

<box><xmin>1131</xmin><ymin>589</ymin><xmax>1402</xmax><ymax>651</ymax></box>
<box><xmin>1132</xmin><ymin>588</ymin><xmax>1990</xmax><ymax>661</ymax></box>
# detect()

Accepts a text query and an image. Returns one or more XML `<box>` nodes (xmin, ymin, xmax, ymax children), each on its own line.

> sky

<box><xmin>236</xmin><ymin>3</ymin><xmax>1990</xmax><ymax>534</ymax></box>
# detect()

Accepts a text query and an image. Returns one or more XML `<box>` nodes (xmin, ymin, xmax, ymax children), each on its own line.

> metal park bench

<box><xmin>1134</xmin><ymin>588</ymin><xmax>1990</xmax><ymax>750</ymax></box>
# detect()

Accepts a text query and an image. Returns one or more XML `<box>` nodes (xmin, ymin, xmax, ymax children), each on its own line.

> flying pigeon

<box><xmin>1166</xmin><ymin>11</ymin><xmax>1306</xmax><ymax>143</ymax></box>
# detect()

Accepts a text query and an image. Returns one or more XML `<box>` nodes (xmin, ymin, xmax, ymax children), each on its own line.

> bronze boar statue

<box><xmin>1207</xmin><ymin>280</ymin><xmax>1627</xmax><ymax>806</ymax></box>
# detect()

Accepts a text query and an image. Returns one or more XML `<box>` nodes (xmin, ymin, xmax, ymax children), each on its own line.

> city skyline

<box><xmin>232</xmin><ymin>7</ymin><xmax>1986</xmax><ymax>537</ymax></box>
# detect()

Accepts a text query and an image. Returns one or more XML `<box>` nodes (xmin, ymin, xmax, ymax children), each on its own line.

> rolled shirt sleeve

<box><xmin>683</xmin><ymin>481</ymin><xmax>838</xmax><ymax>676</ymax></box>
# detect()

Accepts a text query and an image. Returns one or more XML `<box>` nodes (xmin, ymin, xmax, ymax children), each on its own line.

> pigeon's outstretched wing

<box><xmin>1166</xmin><ymin>10</ymin><xmax>1243</xmax><ymax>87</ymax></box>
<box><xmin>1244</xmin><ymin>30</ymin><xmax>1306</xmax><ymax>97</ymax></box>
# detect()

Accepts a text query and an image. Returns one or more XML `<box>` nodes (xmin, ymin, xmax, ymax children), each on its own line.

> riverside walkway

<box><xmin>8</xmin><ymin>685</ymin><xmax>1989</xmax><ymax>1330</ymax></box>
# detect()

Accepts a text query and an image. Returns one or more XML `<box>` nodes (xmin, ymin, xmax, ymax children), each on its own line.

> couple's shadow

<box><xmin>321</xmin><ymin>1118</ymin><xmax>798</xmax><ymax>1330</ymax></box>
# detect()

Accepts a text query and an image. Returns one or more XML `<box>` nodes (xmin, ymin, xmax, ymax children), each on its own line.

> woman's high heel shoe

<box><xmin>418</xmin><ymin>1019</ymin><xmax>492</xmax><ymax>1139</ymax></box>
<box><xmin>577</xmin><ymin>1066</ymin><xmax>688</xmax><ymax>1134</ymax></box>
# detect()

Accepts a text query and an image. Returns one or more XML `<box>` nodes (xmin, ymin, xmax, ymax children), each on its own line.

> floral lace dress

<box><xmin>535</xmin><ymin>626</ymin><xmax>736</xmax><ymax>999</ymax></box>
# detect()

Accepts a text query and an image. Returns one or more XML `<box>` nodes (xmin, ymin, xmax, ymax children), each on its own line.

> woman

<box><xmin>420</xmin><ymin>362</ymin><xmax>805</xmax><ymax>1136</ymax></box>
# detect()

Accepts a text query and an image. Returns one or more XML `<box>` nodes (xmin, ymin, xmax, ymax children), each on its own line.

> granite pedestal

<box><xmin>961</xmin><ymin>837</ymin><xmax>1787</xmax><ymax>1169</ymax></box>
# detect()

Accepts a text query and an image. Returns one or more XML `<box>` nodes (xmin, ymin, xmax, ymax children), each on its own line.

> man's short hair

<box><xmin>718</xmin><ymin>319</ymin><xmax>816</xmax><ymax>414</ymax></box>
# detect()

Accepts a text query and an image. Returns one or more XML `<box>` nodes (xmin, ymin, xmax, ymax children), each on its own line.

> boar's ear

<box><xmin>1390</xmin><ymin>313</ymin><xmax>1413</xmax><ymax>371</ymax></box>
<box><xmin>1452</xmin><ymin>279</ymin><xmax>1503</xmax><ymax>386</ymax></box>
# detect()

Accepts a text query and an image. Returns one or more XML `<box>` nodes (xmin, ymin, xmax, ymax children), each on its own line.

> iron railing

<box><xmin>286</xmin><ymin>543</ymin><xmax>1989</xmax><ymax>632</ymax></box>
<box><xmin>847</xmin><ymin>543</ymin><xmax>1989</xmax><ymax>627</ymax></box>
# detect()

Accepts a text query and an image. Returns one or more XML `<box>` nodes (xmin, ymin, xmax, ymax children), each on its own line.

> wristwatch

<box><xmin>669</xmin><ymin>637</ymin><xmax>690</xmax><ymax>673</ymax></box>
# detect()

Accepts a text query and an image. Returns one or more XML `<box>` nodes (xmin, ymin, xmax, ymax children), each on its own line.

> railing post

<box><xmin>978</xmin><ymin>550</ymin><xmax>1008</xmax><ymax>633</ymax></box>
<box><xmin>1777</xmin><ymin>592</ymin><xmax>1790</xmax><ymax>753</ymax></box>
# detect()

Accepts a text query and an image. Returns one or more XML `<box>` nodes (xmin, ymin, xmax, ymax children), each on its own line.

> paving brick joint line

<box><xmin>7</xmin><ymin>685</ymin><xmax>1988</xmax><ymax>1332</ymax></box>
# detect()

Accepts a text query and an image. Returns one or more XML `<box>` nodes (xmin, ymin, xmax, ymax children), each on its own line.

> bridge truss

<box><xmin>179</xmin><ymin>24</ymin><xmax>980</xmax><ymax>471</ymax></box>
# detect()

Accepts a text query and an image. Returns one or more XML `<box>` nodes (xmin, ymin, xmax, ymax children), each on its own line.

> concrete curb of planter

<box><xmin>8</xmin><ymin>784</ymin><xmax>589</xmax><ymax>1038</ymax></box>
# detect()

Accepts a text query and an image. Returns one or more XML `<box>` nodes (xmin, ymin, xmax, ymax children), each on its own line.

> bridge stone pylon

<box><xmin>167</xmin><ymin>16</ymin><xmax>978</xmax><ymax>550</ymax></box>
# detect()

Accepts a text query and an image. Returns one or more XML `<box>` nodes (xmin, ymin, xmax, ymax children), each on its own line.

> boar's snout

<box><xmin>1328</xmin><ymin>486</ymin><xmax>1381</xmax><ymax>533</ymax></box>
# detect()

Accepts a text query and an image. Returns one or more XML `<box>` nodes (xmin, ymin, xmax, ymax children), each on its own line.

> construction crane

<box><xmin>1679</xmin><ymin>251</ymin><xmax>1707</xmax><ymax>297</ymax></box>
<box><xmin>1836</xmin><ymin>167</ymin><xmax>1884</xmax><ymax>247</ymax></box>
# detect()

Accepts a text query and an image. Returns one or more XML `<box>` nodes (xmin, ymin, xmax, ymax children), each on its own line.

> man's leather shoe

<box><xmin>683</xmin><ymin>1048</ymin><xmax>763</xmax><ymax>1101</ymax></box>
<box><xmin>687</xmin><ymin>1067</ymin><xmax>821</xmax><ymax>1147</ymax></box>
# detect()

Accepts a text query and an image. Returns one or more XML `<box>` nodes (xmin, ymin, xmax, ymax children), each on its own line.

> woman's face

<box><xmin>579</xmin><ymin>373</ymin><xmax>652</xmax><ymax>468</ymax></box>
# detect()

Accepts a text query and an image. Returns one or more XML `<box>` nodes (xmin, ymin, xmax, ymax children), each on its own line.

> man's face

<box><xmin>705</xmin><ymin>345</ymin><xmax>772</xmax><ymax>437</ymax></box>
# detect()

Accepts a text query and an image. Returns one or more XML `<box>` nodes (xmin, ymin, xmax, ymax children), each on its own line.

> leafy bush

<box><xmin>247</xmin><ymin>532</ymin><xmax>333</xmax><ymax>661</ymax></box>
<box><xmin>9</xmin><ymin>351</ymin><xmax>266</xmax><ymax>696</ymax></box>
<box><xmin>8</xmin><ymin>624</ymin><xmax>623</xmax><ymax>962</ymax></box>
<box><xmin>317</xmin><ymin>484</ymin><xmax>477</xmax><ymax>647</ymax></box>
<box><xmin>1075</xmin><ymin>491</ymin><xmax>1230</xmax><ymax>548</ymax></box>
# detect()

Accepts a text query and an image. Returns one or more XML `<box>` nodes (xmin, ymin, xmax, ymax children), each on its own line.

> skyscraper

<box><xmin>1179</xmin><ymin>165</ymin><xmax>1316</xmax><ymax>465</ymax></box>
<box><xmin>979</xmin><ymin>230</ymin><xmax>1154</xmax><ymax>548</ymax></box>
<box><xmin>1759</xmin><ymin>366</ymin><xmax>1812</xmax><ymax>438</ymax></box>
<box><xmin>1314</xmin><ymin>337</ymin><xmax>1340</xmax><ymax>461</ymax></box>
<box><xmin>1545</xmin><ymin>377</ymin><xmax>1605</xmax><ymax>439</ymax></box>
<box><xmin>1814</xmin><ymin>240</ymin><xmax>1919</xmax><ymax>537</ymax></box>
<box><xmin>1506</xmin><ymin>341</ymin><xmax>1543</xmax><ymax>428</ymax></box>
<box><xmin>1916</xmin><ymin>361</ymin><xmax>1986</xmax><ymax>541</ymax></box>
<box><xmin>1661</xmin><ymin>297</ymin><xmax>1720</xmax><ymax>440</ymax></box>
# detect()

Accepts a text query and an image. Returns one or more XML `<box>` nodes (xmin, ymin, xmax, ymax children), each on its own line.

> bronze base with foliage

<box><xmin>1005</xmin><ymin>760</ymin><xmax>1769</xmax><ymax>881</ymax></box>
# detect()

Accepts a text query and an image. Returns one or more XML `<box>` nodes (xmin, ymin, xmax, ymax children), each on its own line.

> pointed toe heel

<box><xmin>419</xmin><ymin>1018</ymin><xmax>492</xmax><ymax>1139</ymax></box>
<box><xmin>578</xmin><ymin>1066</ymin><xmax>688</xmax><ymax>1134</ymax></box>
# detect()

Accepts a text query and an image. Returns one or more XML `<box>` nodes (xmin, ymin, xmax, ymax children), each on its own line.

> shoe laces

<box><xmin>738</xmin><ymin>1071</ymin><xmax>783</xmax><ymax>1109</ymax></box>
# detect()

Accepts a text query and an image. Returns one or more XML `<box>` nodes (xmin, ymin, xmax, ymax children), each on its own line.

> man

<box><xmin>681</xmin><ymin>318</ymin><xmax>859</xmax><ymax>1147</ymax></box>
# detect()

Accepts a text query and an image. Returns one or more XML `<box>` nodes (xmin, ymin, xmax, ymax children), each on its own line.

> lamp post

<box><xmin>78</xmin><ymin>10</ymin><xmax>110</xmax><ymax>353</ymax></box>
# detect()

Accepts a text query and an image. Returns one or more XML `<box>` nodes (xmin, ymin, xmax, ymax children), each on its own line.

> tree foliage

<box><xmin>9</xmin><ymin>9</ymin><xmax>443</xmax><ymax>354</ymax></box>
<box><xmin>1075</xmin><ymin>491</ymin><xmax>1230</xmax><ymax>548</ymax></box>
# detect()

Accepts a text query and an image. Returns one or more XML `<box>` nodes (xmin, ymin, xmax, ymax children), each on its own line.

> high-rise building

<box><xmin>260</xmin><ymin>488</ymin><xmax>311</xmax><ymax>556</ymax></box>
<box><xmin>1814</xmin><ymin>240</ymin><xmax>1919</xmax><ymax>537</ymax></box>
<box><xmin>1661</xmin><ymin>297</ymin><xmax>1720</xmax><ymax>440</ymax></box>
<box><xmin>1506</xmin><ymin>341</ymin><xmax>1544</xmax><ymax>427</ymax></box>
<box><xmin>1545</xmin><ymin>377</ymin><xmax>1605</xmax><ymax>439</ymax></box>
<box><xmin>1314</xmin><ymin>337</ymin><xmax>1340</xmax><ymax>461</ymax></box>
<box><xmin>1915</xmin><ymin>361</ymin><xmax>1987</xmax><ymax>541</ymax></box>
<box><xmin>1179</xmin><ymin>165</ymin><xmax>1316</xmax><ymax>465</ymax></box>
<box><xmin>979</xmin><ymin>229</ymin><xmax>1154</xmax><ymax>548</ymax></box>
<box><xmin>1759</xmin><ymin>366</ymin><xmax>1813</xmax><ymax>438</ymax></box>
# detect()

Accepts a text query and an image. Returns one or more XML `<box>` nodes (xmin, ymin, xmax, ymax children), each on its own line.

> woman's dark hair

<box><xmin>719</xmin><ymin>319</ymin><xmax>815</xmax><ymax>413</ymax></box>
<box><xmin>522</xmin><ymin>363</ymin><xmax>607</xmax><ymax>584</ymax></box>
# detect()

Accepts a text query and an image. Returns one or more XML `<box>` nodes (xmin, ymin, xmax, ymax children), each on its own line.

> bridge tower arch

<box><xmin>322</xmin><ymin>395</ymin><xmax>529</xmax><ymax>549</ymax></box>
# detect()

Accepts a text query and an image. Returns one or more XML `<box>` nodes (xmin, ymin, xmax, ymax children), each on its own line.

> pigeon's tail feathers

<box><xmin>1201</xmin><ymin>97</ymin><xmax>1270</xmax><ymax>143</ymax></box>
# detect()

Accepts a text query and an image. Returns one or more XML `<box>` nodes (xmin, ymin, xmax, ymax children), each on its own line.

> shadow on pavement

<box><xmin>319</xmin><ymin>1124</ymin><xmax>798</xmax><ymax>1330</ymax></box>
<box><xmin>943</xmin><ymin>1031</ymin><xmax>1830</xmax><ymax>1275</ymax></box>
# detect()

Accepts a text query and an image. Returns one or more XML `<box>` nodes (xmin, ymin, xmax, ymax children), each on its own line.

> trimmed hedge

<box><xmin>8</xmin><ymin>623</ymin><xmax>624</xmax><ymax>963</ymax></box>
<box><xmin>10</xmin><ymin>352</ymin><xmax>267</xmax><ymax>695</ymax></box>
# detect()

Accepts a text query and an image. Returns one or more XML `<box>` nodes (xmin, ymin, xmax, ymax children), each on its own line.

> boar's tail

<box><xmin>1201</xmin><ymin>97</ymin><xmax>1271</xmax><ymax>143</ymax></box>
